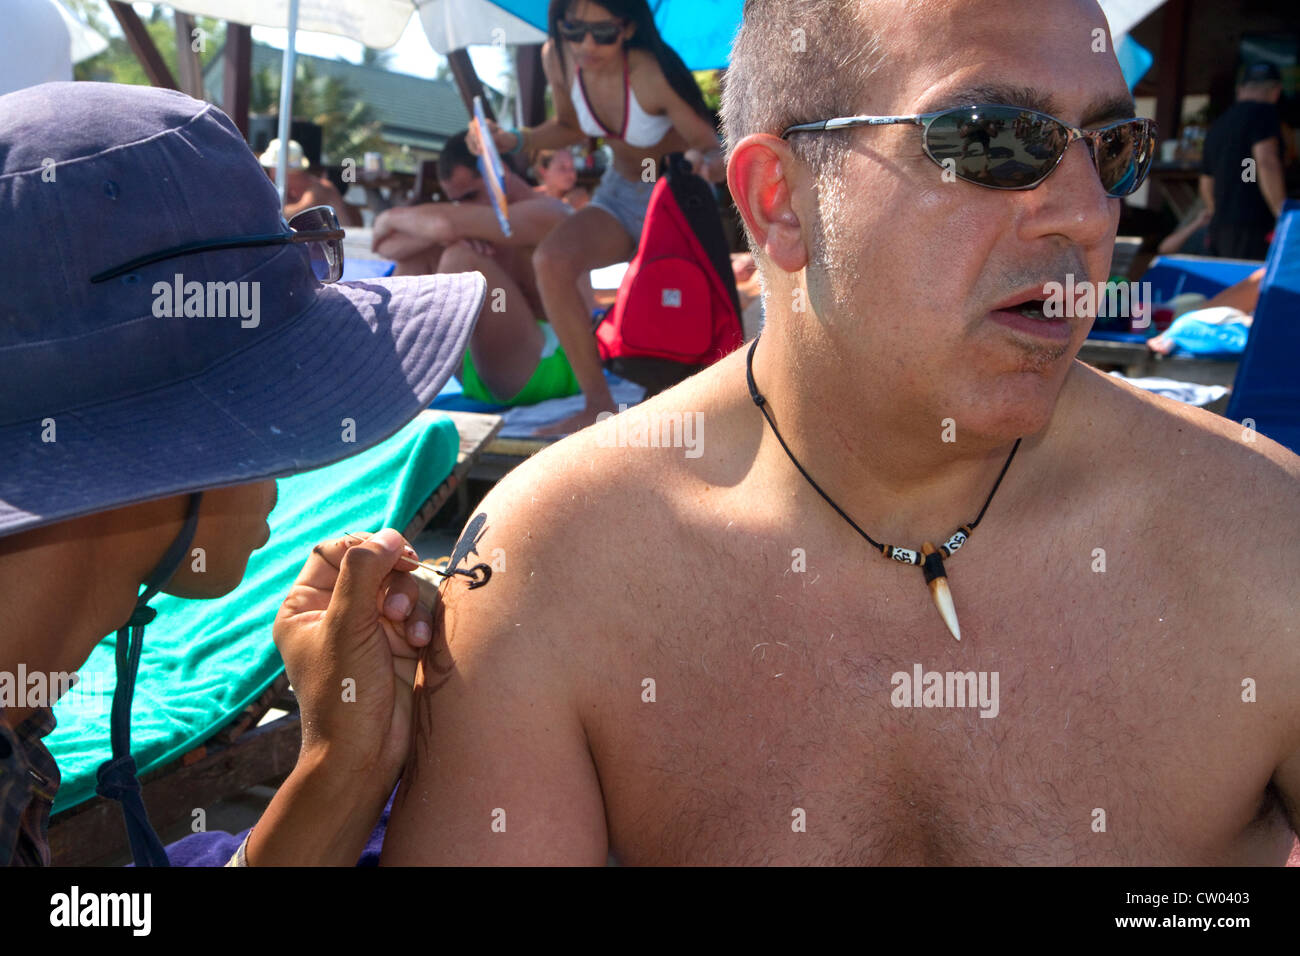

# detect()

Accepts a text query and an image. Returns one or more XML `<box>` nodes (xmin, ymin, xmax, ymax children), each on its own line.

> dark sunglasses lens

<box><xmin>1095</xmin><ymin>119</ymin><xmax>1154</xmax><ymax>197</ymax></box>
<box><xmin>559</xmin><ymin>20</ymin><xmax>621</xmax><ymax>43</ymax></box>
<box><xmin>288</xmin><ymin>206</ymin><xmax>337</xmax><ymax>231</ymax></box>
<box><xmin>289</xmin><ymin>206</ymin><xmax>342</xmax><ymax>281</ymax></box>
<box><xmin>925</xmin><ymin>107</ymin><xmax>1063</xmax><ymax>188</ymax></box>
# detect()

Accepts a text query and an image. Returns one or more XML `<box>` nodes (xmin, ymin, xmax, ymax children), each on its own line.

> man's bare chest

<box><xmin>584</xmin><ymin>539</ymin><xmax>1289</xmax><ymax>865</ymax></box>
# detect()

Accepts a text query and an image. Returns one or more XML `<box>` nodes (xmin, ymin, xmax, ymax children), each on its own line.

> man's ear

<box><xmin>726</xmin><ymin>133</ymin><xmax>808</xmax><ymax>274</ymax></box>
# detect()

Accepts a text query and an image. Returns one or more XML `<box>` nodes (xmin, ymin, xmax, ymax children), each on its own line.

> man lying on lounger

<box><xmin>384</xmin><ymin>0</ymin><xmax>1300</xmax><ymax>865</ymax></box>
<box><xmin>0</xmin><ymin>81</ymin><xmax>485</xmax><ymax>866</ymax></box>
<box><xmin>372</xmin><ymin>131</ymin><xmax>585</xmax><ymax>407</ymax></box>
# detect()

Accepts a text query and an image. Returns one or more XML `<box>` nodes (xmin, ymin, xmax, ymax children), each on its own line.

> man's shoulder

<box><xmin>1066</xmin><ymin>361</ymin><xmax>1300</xmax><ymax>488</ymax></box>
<box><xmin>469</xmin><ymin>367</ymin><xmax>746</xmax><ymax>573</ymax></box>
<box><xmin>1062</xmin><ymin>363</ymin><xmax>1300</xmax><ymax>575</ymax></box>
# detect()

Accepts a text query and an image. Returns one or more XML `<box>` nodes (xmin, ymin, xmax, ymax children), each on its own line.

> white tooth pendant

<box><xmin>921</xmin><ymin>541</ymin><xmax>961</xmax><ymax>642</ymax></box>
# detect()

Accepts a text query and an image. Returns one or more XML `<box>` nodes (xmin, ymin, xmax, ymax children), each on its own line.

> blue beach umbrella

<box><xmin>485</xmin><ymin>0</ymin><xmax>744</xmax><ymax>70</ymax></box>
<box><xmin>484</xmin><ymin>0</ymin><xmax>1163</xmax><ymax>75</ymax></box>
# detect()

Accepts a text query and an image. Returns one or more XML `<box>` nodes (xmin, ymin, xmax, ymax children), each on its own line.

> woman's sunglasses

<box><xmin>783</xmin><ymin>104</ymin><xmax>1158</xmax><ymax>198</ymax></box>
<box><xmin>558</xmin><ymin>19</ymin><xmax>623</xmax><ymax>45</ymax></box>
<box><xmin>90</xmin><ymin>205</ymin><xmax>345</xmax><ymax>283</ymax></box>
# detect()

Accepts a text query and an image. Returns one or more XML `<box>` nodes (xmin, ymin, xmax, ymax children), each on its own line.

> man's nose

<box><xmin>1017</xmin><ymin>136</ymin><xmax>1116</xmax><ymax>247</ymax></box>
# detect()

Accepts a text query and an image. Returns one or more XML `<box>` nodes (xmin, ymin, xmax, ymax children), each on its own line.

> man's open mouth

<box><xmin>1000</xmin><ymin>298</ymin><xmax>1052</xmax><ymax>320</ymax></box>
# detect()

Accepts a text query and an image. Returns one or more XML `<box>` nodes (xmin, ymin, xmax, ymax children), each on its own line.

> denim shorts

<box><xmin>588</xmin><ymin>165</ymin><xmax>656</xmax><ymax>242</ymax></box>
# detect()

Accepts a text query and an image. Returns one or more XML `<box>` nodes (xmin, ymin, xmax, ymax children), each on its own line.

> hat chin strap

<box><xmin>95</xmin><ymin>492</ymin><xmax>204</xmax><ymax>868</ymax></box>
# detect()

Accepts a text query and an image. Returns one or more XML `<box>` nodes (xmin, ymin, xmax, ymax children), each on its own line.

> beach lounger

<box><xmin>1224</xmin><ymin>200</ymin><xmax>1300</xmax><ymax>454</ymax></box>
<box><xmin>45</xmin><ymin>410</ymin><xmax>501</xmax><ymax>865</ymax></box>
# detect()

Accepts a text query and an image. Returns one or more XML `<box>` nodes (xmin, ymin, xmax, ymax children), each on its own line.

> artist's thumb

<box><xmin>328</xmin><ymin>528</ymin><xmax>407</xmax><ymax>635</ymax></box>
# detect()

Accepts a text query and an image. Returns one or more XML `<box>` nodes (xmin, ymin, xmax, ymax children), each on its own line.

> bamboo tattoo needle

<box><xmin>342</xmin><ymin>532</ymin><xmax>491</xmax><ymax>589</ymax></box>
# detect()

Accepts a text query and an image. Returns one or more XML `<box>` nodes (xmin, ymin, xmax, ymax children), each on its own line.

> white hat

<box><xmin>258</xmin><ymin>137</ymin><xmax>310</xmax><ymax>169</ymax></box>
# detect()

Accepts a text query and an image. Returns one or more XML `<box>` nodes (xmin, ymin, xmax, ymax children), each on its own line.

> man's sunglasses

<box><xmin>558</xmin><ymin>19</ymin><xmax>623</xmax><ymax>44</ymax></box>
<box><xmin>783</xmin><ymin>105</ymin><xmax>1158</xmax><ymax>198</ymax></box>
<box><xmin>90</xmin><ymin>205</ymin><xmax>345</xmax><ymax>283</ymax></box>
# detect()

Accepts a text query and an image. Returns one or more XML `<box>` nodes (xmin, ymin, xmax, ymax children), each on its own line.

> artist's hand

<box><xmin>273</xmin><ymin>529</ymin><xmax>434</xmax><ymax>787</ymax></box>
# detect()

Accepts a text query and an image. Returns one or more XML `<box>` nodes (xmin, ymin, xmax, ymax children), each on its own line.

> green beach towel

<box><xmin>48</xmin><ymin>411</ymin><xmax>460</xmax><ymax>812</ymax></box>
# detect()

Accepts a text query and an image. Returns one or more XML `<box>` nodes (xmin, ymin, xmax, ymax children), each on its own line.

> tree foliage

<box><xmin>250</xmin><ymin>60</ymin><xmax>387</xmax><ymax>165</ymax></box>
<box><xmin>68</xmin><ymin>1</ymin><xmax>225</xmax><ymax>86</ymax></box>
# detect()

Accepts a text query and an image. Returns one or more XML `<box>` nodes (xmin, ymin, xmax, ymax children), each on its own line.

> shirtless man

<box><xmin>383</xmin><ymin>0</ymin><xmax>1300</xmax><ymax>865</ymax></box>
<box><xmin>260</xmin><ymin>138</ymin><xmax>363</xmax><ymax>227</ymax></box>
<box><xmin>372</xmin><ymin>132</ymin><xmax>579</xmax><ymax>405</ymax></box>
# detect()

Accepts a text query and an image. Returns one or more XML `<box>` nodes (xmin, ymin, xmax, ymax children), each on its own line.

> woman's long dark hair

<box><xmin>548</xmin><ymin>0</ymin><xmax>712</xmax><ymax>122</ymax></box>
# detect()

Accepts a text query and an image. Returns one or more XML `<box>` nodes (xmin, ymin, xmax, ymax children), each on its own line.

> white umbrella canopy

<box><xmin>166</xmin><ymin>0</ymin><xmax>545</xmax><ymax>51</ymax></box>
<box><xmin>166</xmin><ymin>0</ymin><xmax>545</xmax><ymax>201</ymax></box>
<box><xmin>1</xmin><ymin>0</ymin><xmax>110</xmax><ymax>96</ymax></box>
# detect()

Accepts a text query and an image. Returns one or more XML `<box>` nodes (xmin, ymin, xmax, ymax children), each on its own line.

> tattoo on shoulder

<box><xmin>439</xmin><ymin>512</ymin><xmax>493</xmax><ymax>589</ymax></box>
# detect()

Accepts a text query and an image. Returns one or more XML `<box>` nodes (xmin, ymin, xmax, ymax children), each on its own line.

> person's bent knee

<box><xmin>438</xmin><ymin>241</ymin><xmax>488</xmax><ymax>274</ymax></box>
<box><xmin>533</xmin><ymin>235</ymin><xmax>583</xmax><ymax>283</ymax></box>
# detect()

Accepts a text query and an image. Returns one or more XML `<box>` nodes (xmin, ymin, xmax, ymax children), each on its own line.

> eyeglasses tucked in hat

<box><xmin>91</xmin><ymin>204</ymin><xmax>345</xmax><ymax>284</ymax></box>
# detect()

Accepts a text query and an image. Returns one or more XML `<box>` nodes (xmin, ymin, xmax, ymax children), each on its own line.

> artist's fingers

<box><xmin>379</xmin><ymin>569</ymin><xmax>419</xmax><ymax>621</ymax></box>
<box><xmin>288</xmin><ymin>533</ymin><xmax>357</xmax><ymax>596</ymax></box>
<box><xmin>326</xmin><ymin>529</ymin><xmax>413</xmax><ymax>634</ymax></box>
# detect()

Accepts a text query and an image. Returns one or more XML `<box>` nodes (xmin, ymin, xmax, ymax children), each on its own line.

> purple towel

<box><xmin>161</xmin><ymin>788</ymin><xmax>395</xmax><ymax>867</ymax></box>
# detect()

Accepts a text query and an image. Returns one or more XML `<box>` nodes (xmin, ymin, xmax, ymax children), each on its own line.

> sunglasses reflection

<box><xmin>930</xmin><ymin>110</ymin><xmax>1145</xmax><ymax>193</ymax></box>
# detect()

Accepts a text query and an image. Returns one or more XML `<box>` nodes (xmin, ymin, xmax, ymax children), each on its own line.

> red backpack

<box><xmin>596</xmin><ymin>154</ymin><xmax>744</xmax><ymax>394</ymax></box>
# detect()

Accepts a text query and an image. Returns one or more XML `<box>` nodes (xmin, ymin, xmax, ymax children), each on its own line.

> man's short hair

<box><xmin>721</xmin><ymin>0</ymin><xmax>883</xmax><ymax>258</ymax></box>
<box><xmin>721</xmin><ymin>0</ymin><xmax>886</xmax><ymax>287</ymax></box>
<box><xmin>437</xmin><ymin>130</ymin><xmax>478</xmax><ymax>182</ymax></box>
<box><xmin>722</xmin><ymin>1</ymin><xmax>880</xmax><ymax>162</ymax></box>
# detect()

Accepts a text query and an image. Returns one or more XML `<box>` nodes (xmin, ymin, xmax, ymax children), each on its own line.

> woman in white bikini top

<box><xmin>473</xmin><ymin>0</ymin><xmax>724</xmax><ymax>436</ymax></box>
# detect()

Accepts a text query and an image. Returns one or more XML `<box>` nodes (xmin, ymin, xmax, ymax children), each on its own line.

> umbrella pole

<box><xmin>276</xmin><ymin>0</ymin><xmax>301</xmax><ymax>209</ymax></box>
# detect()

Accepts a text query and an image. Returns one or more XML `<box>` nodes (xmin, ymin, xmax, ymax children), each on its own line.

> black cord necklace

<box><xmin>745</xmin><ymin>335</ymin><xmax>1021</xmax><ymax>641</ymax></box>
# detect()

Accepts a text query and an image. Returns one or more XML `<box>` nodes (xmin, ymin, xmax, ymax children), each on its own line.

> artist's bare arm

<box><xmin>1198</xmin><ymin>174</ymin><xmax>1215</xmax><ymax>217</ymax></box>
<box><xmin>382</xmin><ymin>485</ymin><xmax>608</xmax><ymax>865</ymax></box>
<box><xmin>1252</xmin><ymin>137</ymin><xmax>1286</xmax><ymax>221</ymax></box>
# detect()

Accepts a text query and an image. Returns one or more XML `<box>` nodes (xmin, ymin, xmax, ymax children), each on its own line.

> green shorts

<box><xmin>460</xmin><ymin>321</ymin><xmax>582</xmax><ymax>406</ymax></box>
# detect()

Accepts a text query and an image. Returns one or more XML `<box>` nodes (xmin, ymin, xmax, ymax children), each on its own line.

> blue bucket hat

<box><xmin>0</xmin><ymin>81</ymin><xmax>485</xmax><ymax>537</ymax></box>
<box><xmin>0</xmin><ymin>82</ymin><xmax>484</xmax><ymax>866</ymax></box>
